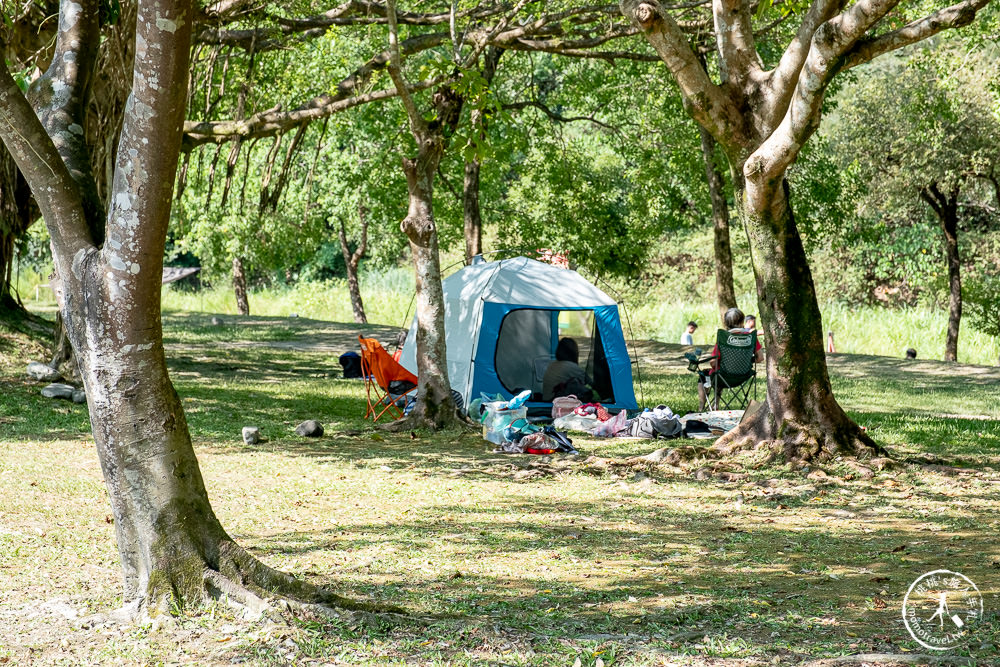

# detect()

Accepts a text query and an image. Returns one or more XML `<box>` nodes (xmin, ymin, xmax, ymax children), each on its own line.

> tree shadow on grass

<box><xmin>228</xmin><ymin>495</ymin><xmax>1000</xmax><ymax>662</ymax></box>
<box><xmin>162</xmin><ymin>312</ymin><xmax>404</xmax><ymax>353</ymax></box>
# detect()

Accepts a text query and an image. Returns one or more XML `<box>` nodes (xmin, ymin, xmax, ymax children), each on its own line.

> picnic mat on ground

<box><xmin>680</xmin><ymin>410</ymin><xmax>744</xmax><ymax>437</ymax></box>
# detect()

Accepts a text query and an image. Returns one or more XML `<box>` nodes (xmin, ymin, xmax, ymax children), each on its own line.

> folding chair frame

<box><xmin>710</xmin><ymin>369</ymin><xmax>757</xmax><ymax>411</ymax></box>
<box><xmin>358</xmin><ymin>336</ymin><xmax>417</xmax><ymax>423</ymax></box>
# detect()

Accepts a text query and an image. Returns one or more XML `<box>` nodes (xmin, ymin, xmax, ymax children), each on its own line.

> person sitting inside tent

<box><xmin>543</xmin><ymin>338</ymin><xmax>595</xmax><ymax>402</ymax></box>
<box><xmin>697</xmin><ymin>307</ymin><xmax>763</xmax><ymax>411</ymax></box>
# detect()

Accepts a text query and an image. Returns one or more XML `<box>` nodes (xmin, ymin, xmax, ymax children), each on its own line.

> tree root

<box><xmin>381</xmin><ymin>407</ymin><xmax>472</xmax><ymax>434</ymax></box>
<box><xmin>203</xmin><ymin>569</ymin><xmax>275</xmax><ymax>621</ymax></box>
<box><xmin>82</xmin><ymin>538</ymin><xmax>408</xmax><ymax>630</ymax></box>
<box><xmin>712</xmin><ymin>402</ymin><xmax>889</xmax><ymax>466</ymax></box>
<box><xmin>208</xmin><ymin>540</ymin><xmax>406</xmax><ymax>616</ymax></box>
<box><xmin>798</xmin><ymin>654</ymin><xmax>971</xmax><ymax>667</ymax></box>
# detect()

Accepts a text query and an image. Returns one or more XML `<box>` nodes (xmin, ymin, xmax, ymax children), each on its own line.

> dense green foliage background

<box><xmin>10</xmin><ymin>11</ymin><xmax>1000</xmax><ymax>363</ymax></box>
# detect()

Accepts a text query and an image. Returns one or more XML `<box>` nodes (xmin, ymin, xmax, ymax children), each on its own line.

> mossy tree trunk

<box><xmin>719</xmin><ymin>178</ymin><xmax>880</xmax><ymax>462</ymax></box>
<box><xmin>619</xmin><ymin>0</ymin><xmax>987</xmax><ymax>461</ymax></box>
<box><xmin>0</xmin><ymin>0</ymin><xmax>361</xmax><ymax>616</ymax></box>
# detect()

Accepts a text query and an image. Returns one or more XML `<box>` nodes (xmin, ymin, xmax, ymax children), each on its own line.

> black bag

<box><xmin>339</xmin><ymin>351</ymin><xmax>362</xmax><ymax>379</ymax></box>
<box><xmin>542</xmin><ymin>426</ymin><xmax>577</xmax><ymax>453</ymax></box>
<box><xmin>682</xmin><ymin>419</ymin><xmax>714</xmax><ymax>438</ymax></box>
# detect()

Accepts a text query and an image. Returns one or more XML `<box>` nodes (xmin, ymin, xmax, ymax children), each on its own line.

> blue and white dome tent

<box><xmin>399</xmin><ymin>256</ymin><xmax>638</xmax><ymax>413</ymax></box>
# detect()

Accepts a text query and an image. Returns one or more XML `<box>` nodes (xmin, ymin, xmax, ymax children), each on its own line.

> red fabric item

<box><xmin>575</xmin><ymin>403</ymin><xmax>611</xmax><ymax>421</ymax></box>
<box><xmin>358</xmin><ymin>336</ymin><xmax>418</xmax><ymax>422</ymax></box>
<box><xmin>525</xmin><ymin>448</ymin><xmax>556</xmax><ymax>455</ymax></box>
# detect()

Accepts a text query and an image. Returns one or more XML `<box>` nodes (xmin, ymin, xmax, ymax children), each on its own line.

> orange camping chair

<box><xmin>358</xmin><ymin>336</ymin><xmax>418</xmax><ymax>422</ymax></box>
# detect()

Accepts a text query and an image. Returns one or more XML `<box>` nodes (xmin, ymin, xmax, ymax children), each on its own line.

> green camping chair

<box><xmin>708</xmin><ymin>328</ymin><xmax>758</xmax><ymax>410</ymax></box>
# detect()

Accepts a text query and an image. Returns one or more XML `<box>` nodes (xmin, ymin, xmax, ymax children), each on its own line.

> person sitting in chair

<box><xmin>697</xmin><ymin>307</ymin><xmax>763</xmax><ymax>411</ymax></box>
<box><xmin>543</xmin><ymin>337</ymin><xmax>594</xmax><ymax>402</ymax></box>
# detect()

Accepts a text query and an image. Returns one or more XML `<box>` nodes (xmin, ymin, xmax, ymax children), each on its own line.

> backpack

<box><xmin>339</xmin><ymin>351</ymin><xmax>362</xmax><ymax>379</ymax></box>
<box><xmin>627</xmin><ymin>405</ymin><xmax>682</xmax><ymax>439</ymax></box>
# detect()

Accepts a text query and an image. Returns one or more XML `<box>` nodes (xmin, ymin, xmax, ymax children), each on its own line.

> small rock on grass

<box><xmin>71</xmin><ymin>389</ymin><xmax>87</xmax><ymax>404</ymax></box>
<box><xmin>41</xmin><ymin>383</ymin><xmax>75</xmax><ymax>400</ymax></box>
<box><xmin>295</xmin><ymin>420</ymin><xmax>324</xmax><ymax>437</ymax></box>
<box><xmin>27</xmin><ymin>362</ymin><xmax>61</xmax><ymax>382</ymax></box>
<box><xmin>242</xmin><ymin>426</ymin><xmax>262</xmax><ymax>445</ymax></box>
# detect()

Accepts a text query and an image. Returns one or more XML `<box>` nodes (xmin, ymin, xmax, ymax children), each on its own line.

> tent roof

<box><xmin>161</xmin><ymin>266</ymin><xmax>200</xmax><ymax>284</ymax></box>
<box><xmin>445</xmin><ymin>256</ymin><xmax>614</xmax><ymax>308</ymax></box>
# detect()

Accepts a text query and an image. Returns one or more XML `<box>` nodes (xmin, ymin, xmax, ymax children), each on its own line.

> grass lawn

<box><xmin>1</xmin><ymin>312</ymin><xmax>999</xmax><ymax>666</ymax></box>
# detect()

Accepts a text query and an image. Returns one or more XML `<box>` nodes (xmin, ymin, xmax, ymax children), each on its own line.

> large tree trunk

<box><xmin>232</xmin><ymin>255</ymin><xmax>250</xmax><ymax>316</ymax></box>
<box><xmin>716</xmin><ymin>180</ymin><xmax>881</xmax><ymax>463</ymax></box>
<box><xmin>698</xmin><ymin>126</ymin><xmax>737</xmax><ymax>319</ymax></box>
<box><xmin>0</xmin><ymin>0</ymin><xmax>375</xmax><ymax>617</ymax></box>
<box><xmin>921</xmin><ymin>185</ymin><xmax>961</xmax><ymax>362</ymax></box>
<box><xmin>66</xmin><ymin>276</ymin><xmax>321</xmax><ymax>610</ymax></box>
<box><xmin>398</xmin><ymin>137</ymin><xmax>456</xmax><ymax>428</ymax></box>
<box><xmin>384</xmin><ymin>5</ymin><xmax>463</xmax><ymax>429</ymax></box>
<box><xmin>338</xmin><ymin>199</ymin><xmax>368</xmax><ymax>324</ymax></box>
<box><xmin>620</xmin><ymin>0</ymin><xmax>991</xmax><ymax>465</ymax></box>
<box><xmin>463</xmin><ymin>158</ymin><xmax>483</xmax><ymax>264</ymax></box>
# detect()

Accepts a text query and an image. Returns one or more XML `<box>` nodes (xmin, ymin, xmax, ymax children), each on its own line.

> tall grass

<box><xmin>23</xmin><ymin>257</ymin><xmax>1000</xmax><ymax>367</ymax></box>
<box><xmin>161</xmin><ymin>267</ymin><xmax>416</xmax><ymax>327</ymax></box>
<box><xmin>632</xmin><ymin>298</ymin><xmax>999</xmax><ymax>366</ymax></box>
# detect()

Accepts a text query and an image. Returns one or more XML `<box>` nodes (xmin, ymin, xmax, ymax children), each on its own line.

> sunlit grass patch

<box><xmin>2</xmin><ymin>312</ymin><xmax>999</xmax><ymax>664</ymax></box>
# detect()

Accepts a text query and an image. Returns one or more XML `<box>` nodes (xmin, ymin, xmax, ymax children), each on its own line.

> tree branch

<box><xmin>765</xmin><ymin>0</ymin><xmax>846</xmax><ymax>133</ymax></box>
<box><xmin>184</xmin><ymin>31</ymin><xmax>449</xmax><ymax>146</ymax></box>
<box><xmin>503</xmin><ymin>100</ymin><xmax>618</xmax><ymax>130</ymax></box>
<box><xmin>981</xmin><ymin>169</ymin><xmax>1000</xmax><ymax>207</ymax></box>
<box><xmin>185</xmin><ymin>77</ymin><xmax>446</xmax><ymax>147</ymax></box>
<box><xmin>712</xmin><ymin>0</ymin><xmax>762</xmax><ymax>89</ymax></box>
<box><xmin>385</xmin><ymin>0</ymin><xmax>427</xmax><ymax>137</ymax></box>
<box><xmin>106</xmin><ymin>0</ymin><xmax>194</xmax><ymax>289</ymax></box>
<box><xmin>842</xmin><ymin>0</ymin><xmax>993</xmax><ymax>70</ymax></box>
<box><xmin>193</xmin><ymin>25</ymin><xmax>328</xmax><ymax>51</ymax></box>
<box><xmin>0</xmin><ymin>64</ymin><xmax>92</xmax><ymax>258</ymax></box>
<box><xmin>620</xmin><ymin>0</ymin><xmax>744</xmax><ymax>147</ymax></box>
<box><xmin>459</xmin><ymin>0</ymin><xmax>534</xmax><ymax>69</ymax></box>
<box><xmin>276</xmin><ymin>0</ymin><xmax>509</xmax><ymax>29</ymax></box>
<box><xmin>747</xmin><ymin>0</ymin><xmax>909</xmax><ymax>185</ymax></box>
<box><xmin>28</xmin><ymin>0</ymin><xmax>105</xmax><ymax>243</ymax></box>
